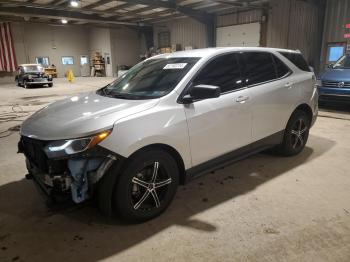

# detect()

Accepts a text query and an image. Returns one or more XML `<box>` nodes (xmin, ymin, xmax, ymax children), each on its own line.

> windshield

<box><xmin>98</xmin><ymin>57</ymin><xmax>199</xmax><ymax>99</ymax></box>
<box><xmin>333</xmin><ymin>55</ymin><xmax>350</xmax><ymax>69</ymax></box>
<box><xmin>23</xmin><ymin>65</ymin><xmax>44</xmax><ymax>73</ymax></box>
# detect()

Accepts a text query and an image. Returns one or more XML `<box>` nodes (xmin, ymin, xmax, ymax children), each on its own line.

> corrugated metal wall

<box><xmin>320</xmin><ymin>0</ymin><xmax>350</xmax><ymax>69</ymax></box>
<box><xmin>153</xmin><ymin>17</ymin><xmax>208</xmax><ymax>50</ymax></box>
<box><xmin>152</xmin><ymin>0</ymin><xmax>326</xmax><ymax>73</ymax></box>
<box><xmin>267</xmin><ymin>0</ymin><xmax>324</xmax><ymax>72</ymax></box>
<box><xmin>152</xmin><ymin>10</ymin><xmax>263</xmax><ymax>50</ymax></box>
<box><xmin>217</xmin><ymin>9</ymin><xmax>263</xmax><ymax>27</ymax></box>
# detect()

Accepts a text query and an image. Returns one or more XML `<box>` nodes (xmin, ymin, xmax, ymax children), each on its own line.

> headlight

<box><xmin>28</xmin><ymin>75</ymin><xmax>32</xmax><ymax>80</ymax></box>
<box><xmin>315</xmin><ymin>79</ymin><xmax>322</xmax><ymax>87</ymax></box>
<box><xmin>44</xmin><ymin>130</ymin><xmax>111</xmax><ymax>158</ymax></box>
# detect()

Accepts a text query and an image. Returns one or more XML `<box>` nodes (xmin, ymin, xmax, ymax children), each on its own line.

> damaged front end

<box><xmin>18</xmin><ymin>131</ymin><xmax>119</xmax><ymax>204</ymax></box>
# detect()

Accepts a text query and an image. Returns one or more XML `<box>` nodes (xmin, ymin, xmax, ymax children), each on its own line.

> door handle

<box><xmin>235</xmin><ymin>95</ymin><xmax>249</xmax><ymax>103</ymax></box>
<box><xmin>285</xmin><ymin>82</ymin><xmax>294</xmax><ymax>88</ymax></box>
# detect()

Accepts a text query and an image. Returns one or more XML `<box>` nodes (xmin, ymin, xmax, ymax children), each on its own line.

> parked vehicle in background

<box><xmin>317</xmin><ymin>54</ymin><xmax>350</xmax><ymax>103</ymax></box>
<box><xmin>15</xmin><ymin>64</ymin><xmax>53</xmax><ymax>88</ymax></box>
<box><xmin>18</xmin><ymin>47</ymin><xmax>318</xmax><ymax>222</ymax></box>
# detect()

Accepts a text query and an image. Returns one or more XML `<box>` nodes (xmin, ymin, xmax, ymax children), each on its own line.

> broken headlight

<box><xmin>44</xmin><ymin>130</ymin><xmax>111</xmax><ymax>158</ymax></box>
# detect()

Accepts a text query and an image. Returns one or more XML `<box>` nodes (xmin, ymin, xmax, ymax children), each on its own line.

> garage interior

<box><xmin>0</xmin><ymin>0</ymin><xmax>350</xmax><ymax>261</ymax></box>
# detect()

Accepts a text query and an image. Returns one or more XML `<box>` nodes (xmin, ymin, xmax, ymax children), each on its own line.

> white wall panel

<box><xmin>216</xmin><ymin>22</ymin><xmax>261</xmax><ymax>47</ymax></box>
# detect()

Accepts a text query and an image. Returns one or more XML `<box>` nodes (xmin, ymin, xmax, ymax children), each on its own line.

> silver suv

<box><xmin>19</xmin><ymin>47</ymin><xmax>318</xmax><ymax>222</ymax></box>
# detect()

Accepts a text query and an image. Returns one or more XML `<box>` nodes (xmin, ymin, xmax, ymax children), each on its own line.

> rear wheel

<box><xmin>111</xmin><ymin>149</ymin><xmax>179</xmax><ymax>222</ymax></box>
<box><xmin>278</xmin><ymin>110</ymin><xmax>310</xmax><ymax>156</ymax></box>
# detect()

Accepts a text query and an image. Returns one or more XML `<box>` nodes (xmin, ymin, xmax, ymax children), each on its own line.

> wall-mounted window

<box><xmin>80</xmin><ymin>56</ymin><xmax>88</xmax><ymax>65</ymax></box>
<box><xmin>62</xmin><ymin>56</ymin><xmax>74</xmax><ymax>65</ymax></box>
<box><xmin>327</xmin><ymin>44</ymin><xmax>345</xmax><ymax>63</ymax></box>
<box><xmin>158</xmin><ymin>31</ymin><xmax>170</xmax><ymax>48</ymax></box>
<box><xmin>36</xmin><ymin>56</ymin><xmax>50</xmax><ymax>67</ymax></box>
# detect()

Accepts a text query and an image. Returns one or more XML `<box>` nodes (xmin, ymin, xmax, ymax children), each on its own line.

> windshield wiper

<box><xmin>111</xmin><ymin>93</ymin><xmax>146</xmax><ymax>100</ymax></box>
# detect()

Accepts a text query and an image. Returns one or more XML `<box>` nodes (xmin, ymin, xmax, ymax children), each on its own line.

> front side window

<box><xmin>193</xmin><ymin>53</ymin><xmax>243</xmax><ymax>93</ymax></box>
<box><xmin>333</xmin><ymin>55</ymin><xmax>350</xmax><ymax>69</ymax></box>
<box><xmin>240</xmin><ymin>52</ymin><xmax>276</xmax><ymax>86</ymax></box>
<box><xmin>98</xmin><ymin>57</ymin><xmax>199</xmax><ymax>99</ymax></box>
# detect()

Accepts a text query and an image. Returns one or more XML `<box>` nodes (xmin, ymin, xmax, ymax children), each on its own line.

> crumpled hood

<box><xmin>320</xmin><ymin>68</ymin><xmax>350</xmax><ymax>82</ymax></box>
<box><xmin>21</xmin><ymin>92</ymin><xmax>159</xmax><ymax>140</ymax></box>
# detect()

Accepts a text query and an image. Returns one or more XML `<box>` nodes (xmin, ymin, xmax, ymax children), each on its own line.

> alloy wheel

<box><xmin>131</xmin><ymin>162</ymin><xmax>172</xmax><ymax>211</ymax></box>
<box><xmin>290</xmin><ymin>119</ymin><xmax>308</xmax><ymax>150</ymax></box>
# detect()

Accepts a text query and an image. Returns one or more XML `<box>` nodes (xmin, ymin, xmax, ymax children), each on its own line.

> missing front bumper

<box><xmin>25</xmin><ymin>155</ymin><xmax>116</xmax><ymax>204</ymax></box>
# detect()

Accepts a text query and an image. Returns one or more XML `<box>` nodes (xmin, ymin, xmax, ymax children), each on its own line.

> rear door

<box><xmin>184</xmin><ymin>53</ymin><xmax>252</xmax><ymax>167</ymax></box>
<box><xmin>239</xmin><ymin>51</ymin><xmax>296</xmax><ymax>142</ymax></box>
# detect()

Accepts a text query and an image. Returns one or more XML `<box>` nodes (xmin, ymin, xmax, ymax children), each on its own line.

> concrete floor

<box><xmin>0</xmin><ymin>78</ymin><xmax>350</xmax><ymax>262</ymax></box>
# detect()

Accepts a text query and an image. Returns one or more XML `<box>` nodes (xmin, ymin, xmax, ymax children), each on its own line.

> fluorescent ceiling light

<box><xmin>70</xmin><ymin>0</ymin><xmax>80</xmax><ymax>7</ymax></box>
<box><xmin>61</xmin><ymin>19</ymin><xmax>68</xmax><ymax>24</ymax></box>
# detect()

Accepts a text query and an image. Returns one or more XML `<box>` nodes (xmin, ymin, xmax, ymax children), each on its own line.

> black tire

<box><xmin>110</xmin><ymin>149</ymin><xmax>179</xmax><ymax>222</ymax></box>
<box><xmin>278</xmin><ymin>110</ymin><xmax>310</xmax><ymax>156</ymax></box>
<box><xmin>48</xmin><ymin>83</ymin><xmax>53</xmax><ymax>87</ymax></box>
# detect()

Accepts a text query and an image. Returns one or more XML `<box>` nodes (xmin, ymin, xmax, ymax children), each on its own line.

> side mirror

<box><xmin>328</xmin><ymin>63</ymin><xmax>334</xmax><ymax>69</ymax></box>
<box><xmin>182</xmin><ymin>84</ymin><xmax>221</xmax><ymax>104</ymax></box>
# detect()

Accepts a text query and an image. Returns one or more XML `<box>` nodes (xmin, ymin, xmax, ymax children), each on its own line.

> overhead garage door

<box><xmin>216</xmin><ymin>22</ymin><xmax>261</xmax><ymax>47</ymax></box>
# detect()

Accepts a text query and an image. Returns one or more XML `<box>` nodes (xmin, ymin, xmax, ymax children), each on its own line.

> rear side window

<box><xmin>272</xmin><ymin>55</ymin><xmax>291</xmax><ymax>78</ymax></box>
<box><xmin>240</xmin><ymin>52</ymin><xmax>276</xmax><ymax>86</ymax></box>
<box><xmin>193</xmin><ymin>53</ymin><xmax>243</xmax><ymax>93</ymax></box>
<box><xmin>279</xmin><ymin>52</ymin><xmax>310</xmax><ymax>72</ymax></box>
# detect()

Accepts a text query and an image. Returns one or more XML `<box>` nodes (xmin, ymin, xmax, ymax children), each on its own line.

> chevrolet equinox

<box><xmin>19</xmin><ymin>47</ymin><xmax>318</xmax><ymax>222</ymax></box>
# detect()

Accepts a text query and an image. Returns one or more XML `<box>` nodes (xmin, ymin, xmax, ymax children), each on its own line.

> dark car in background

<box><xmin>15</xmin><ymin>64</ymin><xmax>53</xmax><ymax>88</ymax></box>
<box><xmin>317</xmin><ymin>54</ymin><xmax>350</xmax><ymax>103</ymax></box>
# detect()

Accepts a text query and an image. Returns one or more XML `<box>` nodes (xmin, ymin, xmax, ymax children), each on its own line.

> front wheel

<box><xmin>23</xmin><ymin>80</ymin><xmax>28</xmax><ymax>89</ymax></box>
<box><xmin>48</xmin><ymin>83</ymin><xmax>53</xmax><ymax>87</ymax></box>
<box><xmin>278</xmin><ymin>110</ymin><xmax>310</xmax><ymax>156</ymax></box>
<box><xmin>110</xmin><ymin>149</ymin><xmax>179</xmax><ymax>222</ymax></box>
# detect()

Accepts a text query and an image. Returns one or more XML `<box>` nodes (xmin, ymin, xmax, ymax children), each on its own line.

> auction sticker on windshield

<box><xmin>163</xmin><ymin>63</ymin><xmax>188</xmax><ymax>69</ymax></box>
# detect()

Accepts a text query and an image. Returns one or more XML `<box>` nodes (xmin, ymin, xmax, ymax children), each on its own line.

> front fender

<box><xmin>99</xmin><ymin>102</ymin><xmax>192</xmax><ymax>169</ymax></box>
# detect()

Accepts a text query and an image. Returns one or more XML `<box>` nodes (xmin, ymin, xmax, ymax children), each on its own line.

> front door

<box><xmin>184</xmin><ymin>53</ymin><xmax>252</xmax><ymax>167</ymax></box>
<box><xmin>80</xmin><ymin>55</ymin><xmax>90</xmax><ymax>77</ymax></box>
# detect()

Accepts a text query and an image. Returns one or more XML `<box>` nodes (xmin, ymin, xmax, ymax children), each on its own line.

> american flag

<box><xmin>0</xmin><ymin>22</ymin><xmax>17</xmax><ymax>72</ymax></box>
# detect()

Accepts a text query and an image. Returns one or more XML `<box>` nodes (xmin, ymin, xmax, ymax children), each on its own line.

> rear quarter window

<box><xmin>279</xmin><ymin>52</ymin><xmax>310</xmax><ymax>72</ymax></box>
<box><xmin>272</xmin><ymin>55</ymin><xmax>292</xmax><ymax>78</ymax></box>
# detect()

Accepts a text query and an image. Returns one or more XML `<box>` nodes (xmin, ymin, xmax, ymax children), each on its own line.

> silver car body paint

<box><xmin>21</xmin><ymin>47</ymin><xmax>318</xmax><ymax>172</ymax></box>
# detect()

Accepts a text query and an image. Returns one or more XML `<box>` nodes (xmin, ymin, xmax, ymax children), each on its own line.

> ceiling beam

<box><xmin>0</xmin><ymin>5</ymin><xmax>143</xmax><ymax>26</ymax></box>
<box><xmin>213</xmin><ymin>0</ymin><xmax>265</xmax><ymax>9</ymax></box>
<box><xmin>54</xmin><ymin>0</ymin><xmax>69</xmax><ymax>6</ymax></box>
<box><xmin>103</xmin><ymin>3</ymin><xmax>135</xmax><ymax>12</ymax></box>
<box><xmin>0</xmin><ymin>2</ymin><xmax>123</xmax><ymax>18</ymax></box>
<box><xmin>83</xmin><ymin>0</ymin><xmax>114</xmax><ymax>9</ymax></box>
<box><xmin>121</xmin><ymin>0</ymin><xmax>214</xmax><ymax>25</ymax></box>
